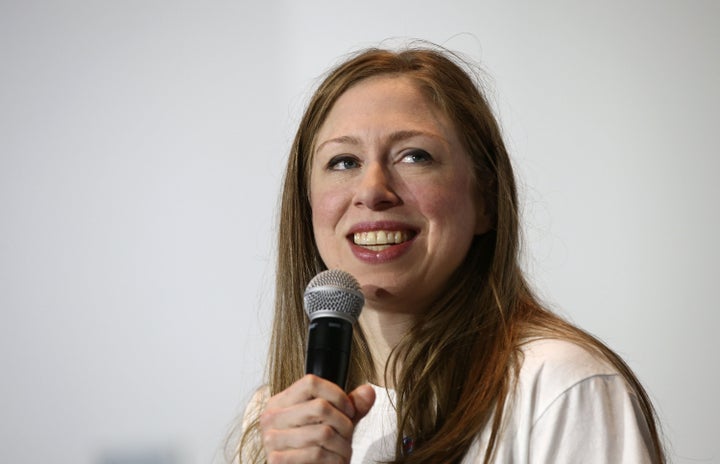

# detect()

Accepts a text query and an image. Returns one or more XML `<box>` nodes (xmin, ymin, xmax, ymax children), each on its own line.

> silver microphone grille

<box><xmin>304</xmin><ymin>269</ymin><xmax>364</xmax><ymax>324</ymax></box>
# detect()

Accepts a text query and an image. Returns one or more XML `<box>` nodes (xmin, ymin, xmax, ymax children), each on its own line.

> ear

<box><xmin>474</xmin><ymin>202</ymin><xmax>493</xmax><ymax>235</ymax></box>
<box><xmin>473</xmin><ymin>179</ymin><xmax>496</xmax><ymax>235</ymax></box>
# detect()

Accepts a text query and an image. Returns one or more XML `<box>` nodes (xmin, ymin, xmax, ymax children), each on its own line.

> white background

<box><xmin>1</xmin><ymin>1</ymin><xmax>718</xmax><ymax>463</ymax></box>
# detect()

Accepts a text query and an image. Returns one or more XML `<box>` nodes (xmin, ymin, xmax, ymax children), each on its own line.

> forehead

<box><xmin>314</xmin><ymin>75</ymin><xmax>455</xmax><ymax>148</ymax></box>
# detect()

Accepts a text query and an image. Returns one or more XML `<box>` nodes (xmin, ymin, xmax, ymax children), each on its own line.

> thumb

<box><xmin>348</xmin><ymin>384</ymin><xmax>376</xmax><ymax>424</ymax></box>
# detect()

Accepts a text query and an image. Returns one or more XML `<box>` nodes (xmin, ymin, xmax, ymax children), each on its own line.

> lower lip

<box><xmin>349</xmin><ymin>238</ymin><xmax>415</xmax><ymax>263</ymax></box>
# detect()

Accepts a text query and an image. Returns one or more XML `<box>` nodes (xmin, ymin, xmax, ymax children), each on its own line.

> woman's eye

<box><xmin>401</xmin><ymin>149</ymin><xmax>433</xmax><ymax>164</ymax></box>
<box><xmin>328</xmin><ymin>155</ymin><xmax>360</xmax><ymax>171</ymax></box>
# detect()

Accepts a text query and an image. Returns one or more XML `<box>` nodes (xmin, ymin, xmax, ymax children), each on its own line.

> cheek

<box><xmin>412</xmin><ymin>179</ymin><xmax>478</xmax><ymax>233</ymax></box>
<box><xmin>310</xmin><ymin>185</ymin><xmax>349</xmax><ymax>258</ymax></box>
<box><xmin>311</xmin><ymin>187</ymin><xmax>343</xmax><ymax>228</ymax></box>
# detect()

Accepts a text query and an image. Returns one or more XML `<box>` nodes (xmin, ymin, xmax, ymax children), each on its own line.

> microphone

<box><xmin>304</xmin><ymin>269</ymin><xmax>364</xmax><ymax>389</ymax></box>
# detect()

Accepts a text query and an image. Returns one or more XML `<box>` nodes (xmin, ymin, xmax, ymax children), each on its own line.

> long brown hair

<box><xmin>238</xmin><ymin>44</ymin><xmax>666</xmax><ymax>463</ymax></box>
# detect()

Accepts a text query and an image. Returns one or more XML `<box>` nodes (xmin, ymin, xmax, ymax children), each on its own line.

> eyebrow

<box><xmin>315</xmin><ymin>130</ymin><xmax>447</xmax><ymax>154</ymax></box>
<box><xmin>315</xmin><ymin>135</ymin><xmax>360</xmax><ymax>154</ymax></box>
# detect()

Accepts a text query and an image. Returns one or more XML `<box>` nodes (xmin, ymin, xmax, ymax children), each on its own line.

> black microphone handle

<box><xmin>305</xmin><ymin>317</ymin><xmax>353</xmax><ymax>389</ymax></box>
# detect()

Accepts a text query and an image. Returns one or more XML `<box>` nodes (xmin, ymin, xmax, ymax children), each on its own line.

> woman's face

<box><xmin>309</xmin><ymin>75</ymin><xmax>490</xmax><ymax>313</ymax></box>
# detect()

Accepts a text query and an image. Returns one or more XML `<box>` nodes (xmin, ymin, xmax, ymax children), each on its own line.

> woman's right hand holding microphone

<box><xmin>259</xmin><ymin>374</ymin><xmax>376</xmax><ymax>464</ymax></box>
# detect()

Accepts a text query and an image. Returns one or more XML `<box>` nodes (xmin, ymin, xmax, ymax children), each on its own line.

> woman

<box><xmin>237</xmin><ymin>45</ymin><xmax>666</xmax><ymax>463</ymax></box>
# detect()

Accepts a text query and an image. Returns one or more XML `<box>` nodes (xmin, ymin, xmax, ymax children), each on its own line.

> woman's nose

<box><xmin>353</xmin><ymin>162</ymin><xmax>401</xmax><ymax>210</ymax></box>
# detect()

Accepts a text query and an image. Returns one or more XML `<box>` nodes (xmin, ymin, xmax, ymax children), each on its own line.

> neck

<box><xmin>358</xmin><ymin>305</ymin><xmax>416</xmax><ymax>388</ymax></box>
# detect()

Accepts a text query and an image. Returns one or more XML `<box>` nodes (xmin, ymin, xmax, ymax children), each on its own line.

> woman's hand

<box><xmin>259</xmin><ymin>374</ymin><xmax>376</xmax><ymax>464</ymax></box>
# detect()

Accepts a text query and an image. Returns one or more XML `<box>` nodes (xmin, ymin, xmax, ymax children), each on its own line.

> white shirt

<box><xmin>351</xmin><ymin>338</ymin><xmax>656</xmax><ymax>463</ymax></box>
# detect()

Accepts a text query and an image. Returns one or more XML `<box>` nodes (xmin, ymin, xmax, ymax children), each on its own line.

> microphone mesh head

<box><xmin>304</xmin><ymin>269</ymin><xmax>364</xmax><ymax>323</ymax></box>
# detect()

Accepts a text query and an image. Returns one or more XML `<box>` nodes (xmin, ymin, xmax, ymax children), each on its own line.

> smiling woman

<box><xmin>310</xmin><ymin>76</ymin><xmax>488</xmax><ymax>312</ymax></box>
<box><xmin>234</xmin><ymin>44</ymin><xmax>667</xmax><ymax>464</ymax></box>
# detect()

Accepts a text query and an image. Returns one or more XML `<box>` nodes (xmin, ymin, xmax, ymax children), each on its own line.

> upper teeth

<box><xmin>354</xmin><ymin>231</ymin><xmax>409</xmax><ymax>245</ymax></box>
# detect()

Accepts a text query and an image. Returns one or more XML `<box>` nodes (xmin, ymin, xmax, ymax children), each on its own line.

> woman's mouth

<box><xmin>352</xmin><ymin>230</ymin><xmax>414</xmax><ymax>251</ymax></box>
